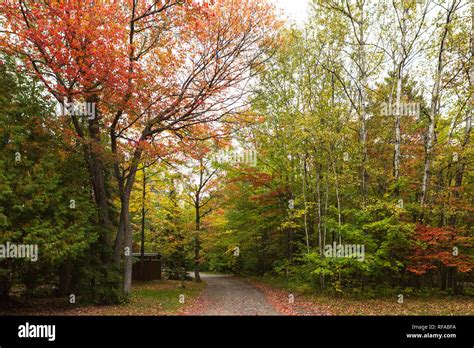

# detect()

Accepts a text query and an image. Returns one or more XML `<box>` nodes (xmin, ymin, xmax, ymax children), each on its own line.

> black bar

<box><xmin>0</xmin><ymin>316</ymin><xmax>472</xmax><ymax>346</ymax></box>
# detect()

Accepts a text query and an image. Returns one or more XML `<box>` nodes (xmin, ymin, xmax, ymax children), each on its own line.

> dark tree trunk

<box><xmin>440</xmin><ymin>267</ymin><xmax>447</xmax><ymax>291</ymax></box>
<box><xmin>58</xmin><ymin>260</ymin><xmax>73</xmax><ymax>296</ymax></box>
<box><xmin>194</xmin><ymin>236</ymin><xmax>201</xmax><ymax>283</ymax></box>
<box><xmin>0</xmin><ymin>267</ymin><xmax>12</xmax><ymax>303</ymax></box>
<box><xmin>113</xmin><ymin>208</ymin><xmax>126</xmax><ymax>264</ymax></box>
<box><xmin>85</xmin><ymin>96</ymin><xmax>113</xmax><ymax>247</ymax></box>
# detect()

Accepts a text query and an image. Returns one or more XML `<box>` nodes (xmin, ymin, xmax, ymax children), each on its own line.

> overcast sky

<box><xmin>270</xmin><ymin>0</ymin><xmax>310</xmax><ymax>25</ymax></box>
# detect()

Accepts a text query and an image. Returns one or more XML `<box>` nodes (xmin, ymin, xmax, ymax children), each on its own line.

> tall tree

<box><xmin>1</xmin><ymin>0</ymin><xmax>279</xmax><ymax>293</ymax></box>
<box><xmin>420</xmin><ymin>0</ymin><xmax>463</xmax><ymax>208</ymax></box>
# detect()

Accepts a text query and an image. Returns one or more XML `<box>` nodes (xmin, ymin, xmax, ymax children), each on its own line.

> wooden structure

<box><xmin>132</xmin><ymin>253</ymin><xmax>162</xmax><ymax>281</ymax></box>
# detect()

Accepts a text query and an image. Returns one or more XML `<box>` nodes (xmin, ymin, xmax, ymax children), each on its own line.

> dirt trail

<box><xmin>186</xmin><ymin>273</ymin><xmax>278</xmax><ymax>316</ymax></box>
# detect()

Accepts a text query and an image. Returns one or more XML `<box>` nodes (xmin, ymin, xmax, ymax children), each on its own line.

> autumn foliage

<box><xmin>0</xmin><ymin>0</ymin><xmax>471</xmax><ymax>310</ymax></box>
<box><xmin>407</xmin><ymin>225</ymin><xmax>473</xmax><ymax>275</ymax></box>
<box><xmin>0</xmin><ymin>0</ymin><xmax>280</xmax><ymax>296</ymax></box>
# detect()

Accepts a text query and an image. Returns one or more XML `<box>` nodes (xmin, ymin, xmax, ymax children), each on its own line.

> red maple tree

<box><xmin>407</xmin><ymin>224</ymin><xmax>473</xmax><ymax>275</ymax></box>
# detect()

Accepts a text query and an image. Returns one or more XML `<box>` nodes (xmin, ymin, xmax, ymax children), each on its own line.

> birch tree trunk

<box><xmin>359</xmin><ymin>1</ymin><xmax>368</xmax><ymax>203</ymax></box>
<box><xmin>394</xmin><ymin>3</ymin><xmax>407</xmax><ymax>195</ymax></box>
<box><xmin>302</xmin><ymin>157</ymin><xmax>310</xmax><ymax>254</ymax></box>
<box><xmin>421</xmin><ymin>1</ymin><xmax>459</xmax><ymax>207</ymax></box>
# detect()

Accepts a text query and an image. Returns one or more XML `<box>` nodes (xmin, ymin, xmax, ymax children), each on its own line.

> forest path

<box><xmin>185</xmin><ymin>273</ymin><xmax>279</xmax><ymax>315</ymax></box>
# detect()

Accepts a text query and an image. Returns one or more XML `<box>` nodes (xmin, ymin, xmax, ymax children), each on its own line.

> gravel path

<box><xmin>187</xmin><ymin>273</ymin><xmax>278</xmax><ymax>316</ymax></box>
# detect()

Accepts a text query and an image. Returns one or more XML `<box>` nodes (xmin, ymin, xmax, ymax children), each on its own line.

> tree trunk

<box><xmin>0</xmin><ymin>266</ymin><xmax>12</xmax><ymax>303</ymax></box>
<box><xmin>122</xmin><ymin>195</ymin><xmax>133</xmax><ymax>294</ymax></box>
<box><xmin>332</xmin><ymin>158</ymin><xmax>342</xmax><ymax>242</ymax></box>
<box><xmin>359</xmin><ymin>1</ymin><xmax>368</xmax><ymax>203</ymax></box>
<box><xmin>194</xmin><ymin>202</ymin><xmax>202</xmax><ymax>283</ymax></box>
<box><xmin>113</xmin><ymin>208</ymin><xmax>126</xmax><ymax>264</ymax></box>
<box><xmin>394</xmin><ymin>70</ymin><xmax>403</xmax><ymax>196</ymax></box>
<box><xmin>316</xmin><ymin>167</ymin><xmax>323</xmax><ymax>258</ymax></box>
<box><xmin>449</xmin><ymin>2</ymin><xmax>473</xmax><ymax>225</ymax></box>
<box><xmin>121</xmin><ymin>150</ymin><xmax>143</xmax><ymax>293</ymax></box>
<box><xmin>453</xmin><ymin>1</ymin><xmax>473</xmax><ymax>198</ymax></box>
<box><xmin>85</xmin><ymin>96</ymin><xmax>113</xmax><ymax>247</ymax></box>
<box><xmin>302</xmin><ymin>156</ymin><xmax>310</xmax><ymax>253</ymax></box>
<box><xmin>194</xmin><ymin>236</ymin><xmax>202</xmax><ymax>283</ymax></box>
<box><xmin>140</xmin><ymin>167</ymin><xmax>146</xmax><ymax>279</ymax></box>
<box><xmin>394</xmin><ymin>3</ymin><xmax>408</xmax><ymax>196</ymax></box>
<box><xmin>421</xmin><ymin>1</ymin><xmax>457</xmax><ymax>208</ymax></box>
<box><xmin>316</xmin><ymin>164</ymin><xmax>324</xmax><ymax>287</ymax></box>
<box><xmin>58</xmin><ymin>260</ymin><xmax>73</xmax><ymax>296</ymax></box>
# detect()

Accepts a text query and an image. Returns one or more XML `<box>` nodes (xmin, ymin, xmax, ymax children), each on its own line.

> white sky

<box><xmin>270</xmin><ymin>0</ymin><xmax>310</xmax><ymax>25</ymax></box>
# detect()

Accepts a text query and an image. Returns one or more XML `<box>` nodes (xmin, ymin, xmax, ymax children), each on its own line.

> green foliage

<box><xmin>200</xmin><ymin>0</ymin><xmax>472</xmax><ymax>297</ymax></box>
<box><xmin>0</xmin><ymin>56</ymin><xmax>122</xmax><ymax>304</ymax></box>
<box><xmin>75</xmin><ymin>258</ymin><xmax>126</xmax><ymax>305</ymax></box>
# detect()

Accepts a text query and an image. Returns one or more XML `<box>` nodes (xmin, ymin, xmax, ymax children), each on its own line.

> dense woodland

<box><xmin>0</xmin><ymin>0</ymin><xmax>472</xmax><ymax>308</ymax></box>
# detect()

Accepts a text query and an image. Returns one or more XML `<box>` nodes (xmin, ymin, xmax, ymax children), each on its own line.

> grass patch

<box><xmin>250</xmin><ymin>276</ymin><xmax>474</xmax><ymax>315</ymax></box>
<box><xmin>126</xmin><ymin>280</ymin><xmax>205</xmax><ymax>314</ymax></box>
<box><xmin>1</xmin><ymin>280</ymin><xmax>206</xmax><ymax>316</ymax></box>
